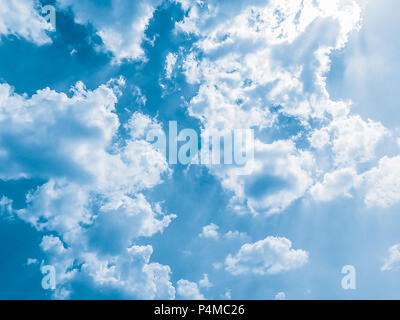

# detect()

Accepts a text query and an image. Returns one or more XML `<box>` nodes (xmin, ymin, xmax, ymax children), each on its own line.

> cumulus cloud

<box><xmin>222</xmin><ymin>140</ymin><xmax>315</xmax><ymax>215</ymax></box>
<box><xmin>40</xmin><ymin>235</ymin><xmax>175</xmax><ymax>299</ymax></box>
<box><xmin>224</xmin><ymin>230</ymin><xmax>248</xmax><ymax>240</ymax></box>
<box><xmin>81</xmin><ymin>245</ymin><xmax>175</xmax><ymax>299</ymax></box>
<box><xmin>0</xmin><ymin>79</ymin><xmax>175</xmax><ymax>298</ymax></box>
<box><xmin>0</xmin><ymin>0</ymin><xmax>52</xmax><ymax>45</ymax></box>
<box><xmin>225</xmin><ymin>236</ymin><xmax>308</xmax><ymax>276</ymax></box>
<box><xmin>199</xmin><ymin>223</ymin><xmax>220</xmax><ymax>239</ymax></box>
<box><xmin>174</xmin><ymin>0</ymin><xmax>392</xmax><ymax>215</ymax></box>
<box><xmin>198</xmin><ymin>273</ymin><xmax>213</xmax><ymax>289</ymax></box>
<box><xmin>56</xmin><ymin>0</ymin><xmax>162</xmax><ymax>62</ymax></box>
<box><xmin>4</xmin><ymin>0</ymin><xmax>400</xmax><ymax>300</ymax></box>
<box><xmin>310</xmin><ymin>153</ymin><xmax>400</xmax><ymax>207</ymax></box>
<box><xmin>86</xmin><ymin>194</ymin><xmax>176</xmax><ymax>254</ymax></box>
<box><xmin>310</xmin><ymin>167</ymin><xmax>358</xmax><ymax>202</ymax></box>
<box><xmin>310</xmin><ymin>115</ymin><xmax>388</xmax><ymax>166</ymax></box>
<box><xmin>361</xmin><ymin>156</ymin><xmax>400</xmax><ymax>208</ymax></box>
<box><xmin>177</xmin><ymin>279</ymin><xmax>205</xmax><ymax>300</ymax></box>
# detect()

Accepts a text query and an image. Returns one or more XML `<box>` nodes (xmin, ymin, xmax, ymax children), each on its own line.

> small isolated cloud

<box><xmin>225</xmin><ymin>236</ymin><xmax>309</xmax><ymax>276</ymax></box>
<box><xmin>199</xmin><ymin>223</ymin><xmax>219</xmax><ymax>240</ymax></box>
<box><xmin>212</xmin><ymin>262</ymin><xmax>223</xmax><ymax>270</ymax></box>
<box><xmin>275</xmin><ymin>292</ymin><xmax>286</xmax><ymax>300</ymax></box>
<box><xmin>198</xmin><ymin>274</ymin><xmax>213</xmax><ymax>289</ymax></box>
<box><xmin>0</xmin><ymin>196</ymin><xmax>13</xmax><ymax>216</ymax></box>
<box><xmin>224</xmin><ymin>230</ymin><xmax>248</xmax><ymax>240</ymax></box>
<box><xmin>177</xmin><ymin>279</ymin><xmax>205</xmax><ymax>300</ymax></box>
<box><xmin>382</xmin><ymin>244</ymin><xmax>400</xmax><ymax>272</ymax></box>
<box><xmin>165</xmin><ymin>52</ymin><xmax>178</xmax><ymax>79</ymax></box>
<box><xmin>223</xmin><ymin>289</ymin><xmax>232</xmax><ymax>300</ymax></box>
<box><xmin>26</xmin><ymin>258</ymin><xmax>38</xmax><ymax>265</ymax></box>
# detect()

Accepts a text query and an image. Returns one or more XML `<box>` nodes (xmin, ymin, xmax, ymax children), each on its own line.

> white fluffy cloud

<box><xmin>56</xmin><ymin>0</ymin><xmax>162</xmax><ymax>62</ymax></box>
<box><xmin>199</xmin><ymin>223</ymin><xmax>219</xmax><ymax>239</ymax></box>
<box><xmin>310</xmin><ymin>167</ymin><xmax>358</xmax><ymax>202</ymax></box>
<box><xmin>361</xmin><ymin>156</ymin><xmax>400</xmax><ymax>208</ymax></box>
<box><xmin>225</xmin><ymin>236</ymin><xmax>309</xmax><ymax>275</ymax></box>
<box><xmin>41</xmin><ymin>236</ymin><xmax>175</xmax><ymax>299</ymax></box>
<box><xmin>177</xmin><ymin>279</ymin><xmax>205</xmax><ymax>300</ymax></box>
<box><xmin>198</xmin><ymin>273</ymin><xmax>213</xmax><ymax>289</ymax></box>
<box><xmin>174</xmin><ymin>0</ymin><xmax>392</xmax><ymax>214</ymax></box>
<box><xmin>310</xmin><ymin>153</ymin><xmax>400</xmax><ymax>207</ymax></box>
<box><xmin>382</xmin><ymin>244</ymin><xmax>400</xmax><ymax>272</ymax></box>
<box><xmin>0</xmin><ymin>0</ymin><xmax>52</xmax><ymax>45</ymax></box>
<box><xmin>222</xmin><ymin>140</ymin><xmax>315</xmax><ymax>215</ymax></box>
<box><xmin>224</xmin><ymin>230</ymin><xmax>248</xmax><ymax>240</ymax></box>
<box><xmin>0</xmin><ymin>79</ymin><xmax>175</xmax><ymax>298</ymax></box>
<box><xmin>81</xmin><ymin>245</ymin><xmax>175</xmax><ymax>299</ymax></box>
<box><xmin>310</xmin><ymin>114</ymin><xmax>387</xmax><ymax>166</ymax></box>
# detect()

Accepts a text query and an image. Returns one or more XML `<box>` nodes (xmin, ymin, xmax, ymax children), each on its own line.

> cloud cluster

<box><xmin>56</xmin><ymin>0</ymin><xmax>163</xmax><ymax>62</ymax></box>
<box><xmin>41</xmin><ymin>236</ymin><xmax>175</xmax><ymax>299</ymax></box>
<box><xmin>0</xmin><ymin>79</ymin><xmax>175</xmax><ymax>298</ymax></box>
<box><xmin>0</xmin><ymin>0</ymin><xmax>52</xmax><ymax>44</ymax></box>
<box><xmin>172</xmin><ymin>0</ymin><xmax>400</xmax><ymax>215</ymax></box>
<box><xmin>3</xmin><ymin>0</ymin><xmax>400</xmax><ymax>299</ymax></box>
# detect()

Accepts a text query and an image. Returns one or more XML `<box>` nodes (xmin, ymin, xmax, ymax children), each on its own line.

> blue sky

<box><xmin>1</xmin><ymin>0</ymin><xmax>400</xmax><ymax>300</ymax></box>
